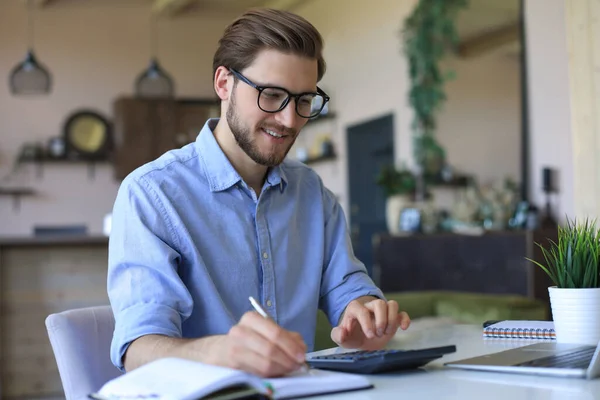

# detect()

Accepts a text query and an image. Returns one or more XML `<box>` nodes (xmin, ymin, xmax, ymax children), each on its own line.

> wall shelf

<box><xmin>19</xmin><ymin>155</ymin><xmax>111</xmax><ymax>180</ymax></box>
<box><xmin>0</xmin><ymin>187</ymin><xmax>36</xmax><ymax>212</ymax></box>
<box><xmin>306</xmin><ymin>112</ymin><xmax>336</xmax><ymax>125</ymax></box>
<box><xmin>303</xmin><ymin>153</ymin><xmax>337</xmax><ymax>165</ymax></box>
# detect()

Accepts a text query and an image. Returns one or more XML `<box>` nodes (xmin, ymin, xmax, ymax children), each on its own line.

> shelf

<box><xmin>306</xmin><ymin>112</ymin><xmax>336</xmax><ymax>125</ymax></box>
<box><xmin>19</xmin><ymin>155</ymin><xmax>111</xmax><ymax>180</ymax></box>
<box><xmin>20</xmin><ymin>154</ymin><xmax>111</xmax><ymax>163</ymax></box>
<box><xmin>302</xmin><ymin>154</ymin><xmax>337</xmax><ymax>165</ymax></box>
<box><xmin>0</xmin><ymin>187</ymin><xmax>36</xmax><ymax>212</ymax></box>
<box><xmin>426</xmin><ymin>174</ymin><xmax>472</xmax><ymax>188</ymax></box>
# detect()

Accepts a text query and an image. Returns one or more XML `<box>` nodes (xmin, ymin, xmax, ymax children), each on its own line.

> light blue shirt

<box><xmin>107</xmin><ymin>119</ymin><xmax>383</xmax><ymax>370</ymax></box>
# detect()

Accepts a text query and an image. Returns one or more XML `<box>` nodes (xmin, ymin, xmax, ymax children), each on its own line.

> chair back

<box><xmin>45</xmin><ymin>305</ymin><xmax>123</xmax><ymax>400</ymax></box>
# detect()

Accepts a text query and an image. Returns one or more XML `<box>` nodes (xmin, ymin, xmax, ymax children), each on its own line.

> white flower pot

<box><xmin>548</xmin><ymin>286</ymin><xmax>600</xmax><ymax>345</ymax></box>
<box><xmin>385</xmin><ymin>194</ymin><xmax>410</xmax><ymax>235</ymax></box>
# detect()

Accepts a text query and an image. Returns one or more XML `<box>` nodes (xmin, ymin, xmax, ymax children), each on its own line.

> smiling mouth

<box><xmin>262</xmin><ymin>127</ymin><xmax>286</xmax><ymax>139</ymax></box>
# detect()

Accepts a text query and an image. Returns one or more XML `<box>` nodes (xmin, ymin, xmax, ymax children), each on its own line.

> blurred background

<box><xmin>0</xmin><ymin>0</ymin><xmax>596</xmax><ymax>398</ymax></box>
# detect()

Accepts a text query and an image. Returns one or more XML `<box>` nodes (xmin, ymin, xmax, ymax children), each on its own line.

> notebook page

<box><xmin>265</xmin><ymin>368</ymin><xmax>372</xmax><ymax>399</ymax></box>
<box><xmin>96</xmin><ymin>358</ymin><xmax>266</xmax><ymax>400</ymax></box>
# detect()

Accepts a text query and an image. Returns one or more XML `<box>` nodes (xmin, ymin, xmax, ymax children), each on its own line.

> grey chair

<box><xmin>45</xmin><ymin>305</ymin><xmax>123</xmax><ymax>400</ymax></box>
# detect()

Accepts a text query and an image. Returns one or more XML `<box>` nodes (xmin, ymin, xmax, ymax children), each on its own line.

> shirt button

<box><xmin>266</xmin><ymin>300</ymin><xmax>272</xmax><ymax>307</ymax></box>
<box><xmin>262</xmin><ymin>252</ymin><xmax>269</xmax><ymax>259</ymax></box>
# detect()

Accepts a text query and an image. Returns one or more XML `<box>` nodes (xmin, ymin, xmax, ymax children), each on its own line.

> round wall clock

<box><xmin>63</xmin><ymin>110</ymin><xmax>112</xmax><ymax>160</ymax></box>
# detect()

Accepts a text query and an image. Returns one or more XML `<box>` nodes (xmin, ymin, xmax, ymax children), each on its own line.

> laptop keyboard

<box><xmin>516</xmin><ymin>347</ymin><xmax>596</xmax><ymax>369</ymax></box>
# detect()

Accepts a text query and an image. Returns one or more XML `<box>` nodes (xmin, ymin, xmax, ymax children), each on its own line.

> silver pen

<box><xmin>248</xmin><ymin>296</ymin><xmax>310</xmax><ymax>373</ymax></box>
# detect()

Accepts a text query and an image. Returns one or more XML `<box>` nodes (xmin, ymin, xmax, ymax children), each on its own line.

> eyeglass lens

<box><xmin>258</xmin><ymin>88</ymin><xmax>325</xmax><ymax>118</ymax></box>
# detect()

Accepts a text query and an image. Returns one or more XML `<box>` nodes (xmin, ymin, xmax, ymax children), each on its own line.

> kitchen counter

<box><xmin>0</xmin><ymin>235</ymin><xmax>108</xmax><ymax>247</ymax></box>
<box><xmin>0</xmin><ymin>234</ymin><xmax>110</xmax><ymax>398</ymax></box>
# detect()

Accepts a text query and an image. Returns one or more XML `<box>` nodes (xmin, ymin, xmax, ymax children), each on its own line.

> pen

<box><xmin>249</xmin><ymin>296</ymin><xmax>271</xmax><ymax>319</ymax></box>
<box><xmin>248</xmin><ymin>296</ymin><xmax>310</xmax><ymax>373</ymax></box>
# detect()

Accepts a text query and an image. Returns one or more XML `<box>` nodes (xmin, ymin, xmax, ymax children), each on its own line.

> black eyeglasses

<box><xmin>229</xmin><ymin>68</ymin><xmax>330</xmax><ymax>119</ymax></box>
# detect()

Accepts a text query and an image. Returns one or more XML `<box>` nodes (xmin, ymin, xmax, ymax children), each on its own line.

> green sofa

<box><xmin>314</xmin><ymin>291</ymin><xmax>549</xmax><ymax>351</ymax></box>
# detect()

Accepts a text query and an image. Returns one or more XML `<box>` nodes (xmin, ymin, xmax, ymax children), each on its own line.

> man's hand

<box><xmin>124</xmin><ymin>311</ymin><xmax>306</xmax><ymax>378</ymax></box>
<box><xmin>331</xmin><ymin>297</ymin><xmax>411</xmax><ymax>350</ymax></box>
<box><xmin>207</xmin><ymin>311</ymin><xmax>307</xmax><ymax>377</ymax></box>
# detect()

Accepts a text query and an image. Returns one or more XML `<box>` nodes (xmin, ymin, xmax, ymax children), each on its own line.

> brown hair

<box><xmin>213</xmin><ymin>8</ymin><xmax>326</xmax><ymax>82</ymax></box>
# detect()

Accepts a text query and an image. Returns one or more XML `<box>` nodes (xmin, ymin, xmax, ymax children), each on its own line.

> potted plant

<box><xmin>527</xmin><ymin>218</ymin><xmax>600</xmax><ymax>344</ymax></box>
<box><xmin>376</xmin><ymin>165</ymin><xmax>416</xmax><ymax>234</ymax></box>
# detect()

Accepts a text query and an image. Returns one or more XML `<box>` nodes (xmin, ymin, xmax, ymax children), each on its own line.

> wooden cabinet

<box><xmin>112</xmin><ymin>97</ymin><xmax>219</xmax><ymax>180</ymax></box>
<box><xmin>372</xmin><ymin>229</ymin><xmax>557</xmax><ymax>306</ymax></box>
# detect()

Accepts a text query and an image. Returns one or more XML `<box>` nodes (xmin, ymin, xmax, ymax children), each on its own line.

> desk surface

<box><xmin>308</xmin><ymin>323</ymin><xmax>600</xmax><ymax>400</ymax></box>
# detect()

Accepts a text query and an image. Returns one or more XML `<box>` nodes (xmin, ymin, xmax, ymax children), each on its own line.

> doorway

<box><xmin>347</xmin><ymin>113</ymin><xmax>394</xmax><ymax>276</ymax></box>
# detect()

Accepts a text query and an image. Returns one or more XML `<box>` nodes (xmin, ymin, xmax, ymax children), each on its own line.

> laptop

<box><xmin>445</xmin><ymin>341</ymin><xmax>600</xmax><ymax>379</ymax></box>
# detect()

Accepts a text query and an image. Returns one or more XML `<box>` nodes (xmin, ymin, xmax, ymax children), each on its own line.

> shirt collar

<box><xmin>196</xmin><ymin>118</ymin><xmax>288</xmax><ymax>193</ymax></box>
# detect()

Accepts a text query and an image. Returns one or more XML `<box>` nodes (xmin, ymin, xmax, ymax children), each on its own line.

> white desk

<box><xmin>308</xmin><ymin>323</ymin><xmax>600</xmax><ymax>400</ymax></box>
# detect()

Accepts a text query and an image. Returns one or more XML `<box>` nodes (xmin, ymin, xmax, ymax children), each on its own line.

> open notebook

<box><xmin>89</xmin><ymin>357</ymin><xmax>373</xmax><ymax>400</ymax></box>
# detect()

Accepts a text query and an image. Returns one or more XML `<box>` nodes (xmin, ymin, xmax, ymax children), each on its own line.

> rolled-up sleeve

<box><xmin>108</xmin><ymin>174</ymin><xmax>192</xmax><ymax>371</ymax></box>
<box><xmin>318</xmin><ymin>186</ymin><xmax>385</xmax><ymax>327</ymax></box>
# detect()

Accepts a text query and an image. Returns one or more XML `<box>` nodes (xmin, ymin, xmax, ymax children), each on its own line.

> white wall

<box><xmin>0</xmin><ymin>1</ymin><xmax>231</xmax><ymax>235</ymax></box>
<box><xmin>525</xmin><ymin>0</ymin><xmax>575</xmax><ymax>221</ymax></box>
<box><xmin>564</xmin><ymin>0</ymin><xmax>600</xmax><ymax>220</ymax></box>
<box><xmin>293</xmin><ymin>0</ymin><xmax>418</xmax><ymax>216</ymax></box>
<box><xmin>437</xmin><ymin>49</ymin><xmax>521</xmax><ymax>187</ymax></box>
<box><xmin>0</xmin><ymin>0</ymin><xmax>533</xmax><ymax>235</ymax></box>
<box><xmin>295</xmin><ymin>0</ymin><xmax>522</xmax><ymax>215</ymax></box>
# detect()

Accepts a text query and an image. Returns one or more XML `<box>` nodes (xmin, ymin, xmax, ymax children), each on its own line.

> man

<box><xmin>108</xmin><ymin>8</ymin><xmax>410</xmax><ymax>378</ymax></box>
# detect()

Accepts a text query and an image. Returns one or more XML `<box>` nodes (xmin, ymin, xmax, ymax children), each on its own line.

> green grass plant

<box><xmin>527</xmin><ymin>218</ymin><xmax>600</xmax><ymax>289</ymax></box>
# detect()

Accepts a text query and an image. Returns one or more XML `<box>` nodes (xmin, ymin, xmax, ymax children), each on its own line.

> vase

<box><xmin>385</xmin><ymin>194</ymin><xmax>410</xmax><ymax>234</ymax></box>
<box><xmin>548</xmin><ymin>286</ymin><xmax>600</xmax><ymax>345</ymax></box>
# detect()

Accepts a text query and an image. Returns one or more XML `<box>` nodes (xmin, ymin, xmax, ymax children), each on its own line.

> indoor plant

<box><xmin>527</xmin><ymin>218</ymin><xmax>600</xmax><ymax>344</ymax></box>
<box><xmin>376</xmin><ymin>165</ymin><xmax>416</xmax><ymax>234</ymax></box>
<box><xmin>402</xmin><ymin>0</ymin><xmax>468</xmax><ymax>199</ymax></box>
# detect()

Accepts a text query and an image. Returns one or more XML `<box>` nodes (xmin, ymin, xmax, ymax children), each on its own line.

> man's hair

<box><xmin>213</xmin><ymin>8</ymin><xmax>326</xmax><ymax>82</ymax></box>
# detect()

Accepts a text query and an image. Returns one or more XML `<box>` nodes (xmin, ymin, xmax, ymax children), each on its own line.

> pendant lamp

<box><xmin>135</xmin><ymin>15</ymin><xmax>175</xmax><ymax>98</ymax></box>
<box><xmin>9</xmin><ymin>0</ymin><xmax>52</xmax><ymax>96</ymax></box>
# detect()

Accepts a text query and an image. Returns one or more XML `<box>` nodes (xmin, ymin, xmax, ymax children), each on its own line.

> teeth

<box><xmin>265</xmin><ymin>128</ymin><xmax>283</xmax><ymax>138</ymax></box>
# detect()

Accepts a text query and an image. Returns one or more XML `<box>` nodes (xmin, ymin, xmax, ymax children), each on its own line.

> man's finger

<box><xmin>350</xmin><ymin>303</ymin><xmax>375</xmax><ymax>339</ymax></box>
<box><xmin>398</xmin><ymin>311</ymin><xmax>411</xmax><ymax>330</ymax></box>
<box><xmin>385</xmin><ymin>300</ymin><xmax>400</xmax><ymax>335</ymax></box>
<box><xmin>240</xmin><ymin>312</ymin><xmax>306</xmax><ymax>363</ymax></box>
<box><xmin>364</xmin><ymin>300</ymin><xmax>388</xmax><ymax>337</ymax></box>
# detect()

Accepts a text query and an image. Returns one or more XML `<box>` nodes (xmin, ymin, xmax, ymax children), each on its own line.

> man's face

<box><xmin>226</xmin><ymin>49</ymin><xmax>318</xmax><ymax>167</ymax></box>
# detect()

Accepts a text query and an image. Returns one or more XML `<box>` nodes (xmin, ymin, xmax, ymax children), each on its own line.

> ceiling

<box><xmin>455</xmin><ymin>0</ymin><xmax>521</xmax><ymax>58</ymax></box>
<box><xmin>31</xmin><ymin>0</ymin><xmax>521</xmax><ymax>58</ymax></box>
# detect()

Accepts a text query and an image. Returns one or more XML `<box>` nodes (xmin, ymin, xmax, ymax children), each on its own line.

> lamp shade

<box><xmin>9</xmin><ymin>50</ymin><xmax>52</xmax><ymax>96</ymax></box>
<box><xmin>135</xmin><ymin>58</ymin><xmax>174</xmax><ymax>98</ymax></box>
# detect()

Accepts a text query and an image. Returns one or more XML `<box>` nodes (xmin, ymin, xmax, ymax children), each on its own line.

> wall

<box><xmin>292</xmin><ymin>0</ymin><xmax>418</xmax><ymax>216</ymax></box>
<box><xmin>524</xmin><ymin>0</ymin><xmax>575</xmax><ymax>221</ymax></box>
<box><xmin>0</xmin><ymin>0</ymin><xmax>531</xmax><ymax>235</ymax></box>
<box><xmin>564</xmin><ymin>0</ymin><xmax>600</xmax><ymax>219</ymax></box>
<box><xmin>293</xmin><ymin>0</ymin><xmax>522</xmax><ymax>216</ymax></box>
<box><xmin>437</xmin><ymin>49</ymin><xmax>521</xmax><ymax>187</ymax></box>
<box><xmin>0</xmin><ymin>1</ymin><xmax>231</xmax><ymax>235</ymax></box>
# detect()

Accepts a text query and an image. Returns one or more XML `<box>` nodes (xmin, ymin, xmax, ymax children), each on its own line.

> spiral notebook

<box><xmin>482</xmin><ymin>320</ymin><xmax>556</xmax><ymax>340</ymax></box>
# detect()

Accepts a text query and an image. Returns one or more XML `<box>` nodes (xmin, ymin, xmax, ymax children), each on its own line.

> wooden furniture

<box><xmin>0</xmin><ymin>236</ymin><xmax>109</xmax><ymax>399</ymax></box>
<box><xmin>112</xmin><ymin>97</ymin><xmax>219</xmax><ymax>180</ymax></box>
<box><xmin>372</xmin><ymin>229</ymin><xmax>557</xmax><ymax>307</ymax></box>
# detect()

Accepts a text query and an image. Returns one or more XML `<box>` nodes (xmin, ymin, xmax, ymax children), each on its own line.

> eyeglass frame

<box><xmin>228</xmin><ymin>68</ymin><xmax>330</xmax><ymax>119</ymax></box>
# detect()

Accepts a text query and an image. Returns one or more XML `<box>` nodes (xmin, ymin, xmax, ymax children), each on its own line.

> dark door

<box><xmin>347</xmin><ymin>114</ymin><xmax>394</xmax><ymax>276</ymax></box>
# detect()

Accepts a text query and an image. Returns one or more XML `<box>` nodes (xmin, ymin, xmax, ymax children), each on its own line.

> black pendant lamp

<box><xmin>9</xmin><ymin>0</ymin><xmax>52</xmax><ymax>96</ymax></box>
<box><xmin>135</xmin><ymin>15</ymin><xmax>175</xmax><ymax>98</ymax></box>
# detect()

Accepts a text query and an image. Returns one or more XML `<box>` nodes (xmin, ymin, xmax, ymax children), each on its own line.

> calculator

<box><xmin>306</xmin><ymin>345</ymin><xmax>457</xmax><ymax>374</ymax></box>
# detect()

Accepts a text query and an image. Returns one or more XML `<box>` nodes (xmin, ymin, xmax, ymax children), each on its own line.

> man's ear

<box><xmin>214</xmin><ymin>66</ymin><xmax>232</xmax><ymax>101</ymax></box>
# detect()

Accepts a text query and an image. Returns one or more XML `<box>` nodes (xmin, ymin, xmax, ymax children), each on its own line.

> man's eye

<box><xmin>263</xmin><ymin>90</ymin><xmax>284</xmax><ymax>99</ymax></box>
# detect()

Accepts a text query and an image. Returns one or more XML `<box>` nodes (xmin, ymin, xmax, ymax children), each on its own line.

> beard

<box><xmin>226</xmin><ymin>90</ymin><xmax>297</xmax><ymax>167</ymax></box>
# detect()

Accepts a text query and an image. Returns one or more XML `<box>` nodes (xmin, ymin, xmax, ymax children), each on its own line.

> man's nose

<box><xmin>276</xmin><ymin>98</ymin><xmax>301</xmax><ymax>128</ymax></box>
